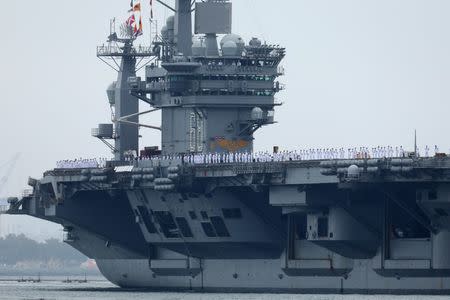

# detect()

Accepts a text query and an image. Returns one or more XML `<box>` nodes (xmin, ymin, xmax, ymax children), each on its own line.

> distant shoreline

<box><xmin>0</xmin><ymin>269</ymin><xmax>102</xmax><ymax>277</ymax></box>
<box><xmin>0</xmin><ymin>278</ymin><xmax>107</xmax><ymax>282</ymax></box>
<box><xmin>0</xmin><ymin>274</ymin><xmax>107</xmax><ymax>282</ymax></box>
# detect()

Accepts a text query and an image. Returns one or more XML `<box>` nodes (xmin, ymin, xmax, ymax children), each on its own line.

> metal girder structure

<box><xmin>136</xmin><ymin>56</ymin><xmax>158</xmax><ymax>72</ymax></box>
<box><xmin>381</xmin><ymin>189</ymin><xmax>438</xmax><ymax>234</ymax></box>
<box><xmin>116</xmin><ymin>108</ymin><xmax>162</xmax><ymax>131</ymax></box>
<box><xmin>99</xmin><ymin>138</ymin><xmax>118</xmax><ymax>153</ymax></box>
<box><xmin>97</xmin><ymin>56</ymin><xmax>120</xmax><ymax>72</ymax></box>
<box><xmin>190</xmin><ymin>0</ymin><xmax>196</xmax><ymax>12</ymax></box>
<box><xmin>238</xmin><ymin>121</ymin><xmax>267</xmax><ymax>137</ymax></box>
<box><xmin>117</xmin><ymin>108</ymin><xmax>161</xmax><ymax>122</ymax></box>
<box><xmin>119</xmin><ymin>120</ymin><xmax>162</xmax><ymax>131</ymax></box>
<box><xmin>98</xmin><ymin>53</ymin><xmax>157</xmax><ymax>73</ymax></box>
<box><xmin>336</xmin><ymin>197</ymin><xmax>382</xmax><ymax>238</ymax></box>
<box><xmin>156</xmin><ymin>0</ymin><xmax>176</xmax><ymax>12</ymax></box>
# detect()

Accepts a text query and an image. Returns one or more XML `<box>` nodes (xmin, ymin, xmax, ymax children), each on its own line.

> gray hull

<box><xmin>96</xmin><ymin>258</ymin><xmax>450</xmax><ymax>294</ymax></box>
<box><xmin>9</xmin><ymin>157</ymin><xmax>450</xmax><ymax>294</ymax></box>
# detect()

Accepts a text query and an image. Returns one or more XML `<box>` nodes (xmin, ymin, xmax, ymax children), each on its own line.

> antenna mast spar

<box><xmin>93</xmin><ymin>0</ymin><xmax>195</xmax><ymax>160</ymax></box>
<box><xmin>95</xmin><ymin>17</ymin><xmax>160</xmax><ymax>160</ymax></box>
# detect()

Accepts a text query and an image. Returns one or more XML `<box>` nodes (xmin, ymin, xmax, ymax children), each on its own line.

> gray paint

<box><xmin>5</xmin><ymin>0</ymin><xmax>450</xmax><ymax>294</ymax></box>
<box><xmin>114</xmin><ymin>48</ymin><xmax>138</xmax><ymax>160</ymax></box>
<box><xmin>10</xmin><ymin>156</ymin><xmax>450</xmax><ymax>292</ymax></box>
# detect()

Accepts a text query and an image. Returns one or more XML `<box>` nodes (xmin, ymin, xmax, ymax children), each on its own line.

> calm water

<box><xmin>0</xmin><ymin>279</ymin><xmax>449</xmax><ymax>300</ymax></box>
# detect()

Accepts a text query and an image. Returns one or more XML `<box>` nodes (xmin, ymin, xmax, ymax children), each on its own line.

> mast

<box><xmin>93</xmin><ymin>1</ymin><xmax>193</xmax><ymax>160</ymax></box>
<box><xmin>113</xmin><ymin>41</ymin><xmax>138</xmax><ymax>160</ymax></box>
<box><xmin>96</xmin><ymin>35</ymin><xmax>154</xmax><ymax>160</ymax></box>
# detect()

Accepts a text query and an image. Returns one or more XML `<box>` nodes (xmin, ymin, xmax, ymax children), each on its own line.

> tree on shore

<box><xmin>0</xmin><ymin>234</ymin><xmax>86</xmax><ymax>265</ymax></box>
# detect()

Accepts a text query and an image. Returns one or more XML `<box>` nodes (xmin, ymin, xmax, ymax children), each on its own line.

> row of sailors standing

<box><xmin>57</xmin><ymin>145</ymin><xmax>442</xmax><ymax>169</ymax></box>
<box><xmin>303</xmin><ymin>146</ymin><xmax>409</xmax><ymax>160</ymax></box>
<box><xmin>136</xmin><ymin>152</ymin><xmax>272</xmax><ymax>164</ymax></box>
<box><xmin>186</xmin><ymin>149</ymin><xmax>361</xmax><ymax>164</ymax></box>
<box><xmin>184</xmin><ymin>145</ymin><xmax>442</xmax><ymax>165</ymax></box>
<box><xmin>129</xmin><ymin>155</ymin><xmax>184</xmax><ymax>162</ymax></box>
<box><xmin>56</xmin><ymin>158</ymin><xmax>108</xmax><ymax>169</ymax></box>
<box><xmin>185</xmin><ymin>150</ymin><xmax>342</xmax><ymax>164</ymax></box>
<box><xmin>187</xmin><ymin>152</ymin><xmax>254</xmax><ymax>164</ymax></box>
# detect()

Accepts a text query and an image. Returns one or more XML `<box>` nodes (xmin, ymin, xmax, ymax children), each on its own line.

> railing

<box><xmin>97</xmin><ymin>45</ymin><xmax>154</xmax><ymax>57</ymax></box>
<box><xmin>97</xmin><ymin>45</ymin><xmax>121</xmax><ymax>56</ymax></box>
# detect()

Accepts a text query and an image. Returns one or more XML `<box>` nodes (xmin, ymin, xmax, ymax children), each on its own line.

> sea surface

<box><xmin>0</xmin><ymin>277</ymin><xmax>449</xmax><ymax>300</ymax></box>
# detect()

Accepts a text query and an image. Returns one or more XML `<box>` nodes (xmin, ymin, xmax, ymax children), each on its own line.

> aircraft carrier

<box><xmin>5</xmin><ymin>0</ymin><xmax>450</xmax><ymax>294</ymax></box>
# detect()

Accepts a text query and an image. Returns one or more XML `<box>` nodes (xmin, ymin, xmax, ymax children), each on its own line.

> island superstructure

<box><xmin>5</xmin><ymin>0</ymin><xmax>450</xmax><ymax>294</ymax></box>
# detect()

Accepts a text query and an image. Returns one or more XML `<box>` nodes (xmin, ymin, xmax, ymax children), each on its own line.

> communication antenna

<box><xmin>150</xmin><ymin>18</ymin><xmax>159</xmax><ymax>44</ymax></box>
<box><xmin>414</xmin><ymin>129</ymin><xmax>418</xmax><ymax>158</ymax></box>
<box><xmin>110</xmin><ymin>18</ymin><xmax>116</xmax><ymax>37</ymax></box>
<box><xmin>119</xmin><ymin>22</ymin><xmax>136</xmax><ymax>40</ymax></box>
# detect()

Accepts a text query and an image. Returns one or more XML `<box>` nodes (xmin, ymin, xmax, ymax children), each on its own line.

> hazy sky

<box><xmin>1</xmin><ymin>0</ymin><xmax>450</xmax><ymax>200</ymax></box>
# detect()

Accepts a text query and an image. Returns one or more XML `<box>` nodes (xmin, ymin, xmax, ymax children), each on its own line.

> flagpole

<box><xmin>149</xmin><ymin>0</ymin><xmax>153</xmax><ymax>44</ymax></box>
<box><xmin>414</xmin><ymin>129</ymin><xmax>417</xmax><ymax>158</ymax></box>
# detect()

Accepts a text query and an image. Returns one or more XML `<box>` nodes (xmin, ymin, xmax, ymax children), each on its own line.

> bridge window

<box><xmin>137</xmin><ymin>206</ymin><xmax>157</xmax><ymax>234</ymax></box>
<box><xmin>154</xmin><ymin>211</ymin><xmax>179</xmax><ymax>238</ymax></box>
<box><xmin>175</xmin><ymin>217</ymin><xmax>194</xmax><ymax>238</ymax></box>
<box><xmin>201</xmin><ymin>222</ymin><xmax>216</xmax><ymax>237</ymax></box>
<box><xmin>210</xmin><ymin>217</ymin><xmax>230</xmax><ymax>237</ymax></box>
<box><xmin>294</xmin><ymin>215</ymin><xmax>307</xmax><ymax>239</ymax></box>
<box><xmin>317</xmin><ymin>217</ymin><xmax>328</xmax><ymax>238</ymax></box>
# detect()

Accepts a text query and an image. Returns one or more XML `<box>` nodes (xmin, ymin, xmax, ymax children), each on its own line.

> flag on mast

<box><xmin>126</xmin><ymin>0</ymin><xmax>143</xmax><ymax>37</ymax></box>
<box><xmin>133</xmin><ymin>3</ymin><xmax>141</xmax><ymax>12</ymax></box>
<box><xmin>126</xmin><ymin>14</ymin><xmax>136</xmax><ymax>27</ymax></box>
